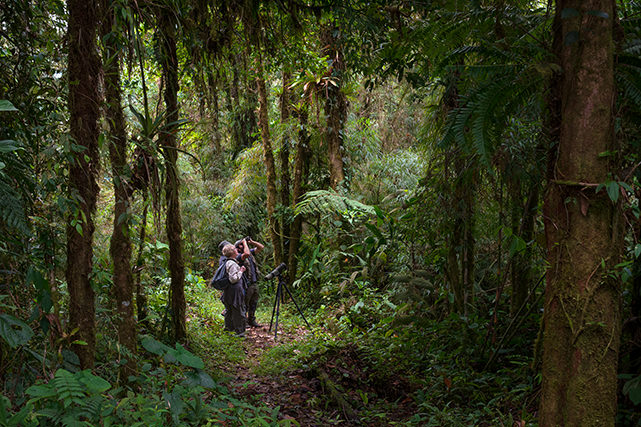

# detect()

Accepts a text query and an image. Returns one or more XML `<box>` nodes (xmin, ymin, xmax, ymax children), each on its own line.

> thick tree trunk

<box><xmin>102</xmin><ymin>0</ymin><xmax>136</xmax><ymax>380</ymax></box>
<box><xmin>255</xmin><ymin>51</ymin><xmax>282</xmax><ymax>267</ymax></box>
<box><xmin>159</xmin><ymin>9</ymin><xmax>186</xmax><ymax>343</ymax></box>
<box><xmin>280</xmin><ymin>70</ymin><xmax>292</xmax><ymax>265</ymax></box>
<box><xmin>539</xmin><ymin>0</ymin><xmax>621</xmax><ymax>424</ymax></box>
<box><xmin>288</xmin><ymin>106</ymin><xmax>311</xmax><ymax>281</ymax></box>
<box><xmin>66</xmin><ymin>0</ymin><xmax>100</xmax><ymax>369</ymax></box>
<box><xmin>321</xmin><ymin>24</ymin><xmax>346</xmax><ymax>190</ymax></box>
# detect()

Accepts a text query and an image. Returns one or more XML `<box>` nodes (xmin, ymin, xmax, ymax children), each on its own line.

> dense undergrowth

<box><xmin>253</xmin><ymin>284</ymin><xmax>541</xmax><ymax>426</ymax></box>
<box><xmin>0</xmin><ymin>275</ymin><xmax>289</xmax><ymax>426</ymax></box>
<box><xmin>0</xmin><ymin>262</ymin><xmax>542</xmax><ymax>426</ymax></box>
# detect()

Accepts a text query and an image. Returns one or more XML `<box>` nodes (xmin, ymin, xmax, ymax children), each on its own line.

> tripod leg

<box><xmin>274</xmin><ymin>280</ymin><xmax>282</xmax><ymax>339</ymax></box>
<box><xmin>269</xmin><ymin>279</ymin><xmax>279</xmax><ymax>331</ymax></box>
<box><xmin>281</xmin><ymin>281</ymin><xmax>311</xmax><ymax>329</ymax></box>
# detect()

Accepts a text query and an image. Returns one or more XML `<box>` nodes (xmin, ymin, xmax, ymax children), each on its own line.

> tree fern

<box><xmin>294</xmin><ymin>189</ymin><xmax>375</xmax><ymax>220</ymax></box>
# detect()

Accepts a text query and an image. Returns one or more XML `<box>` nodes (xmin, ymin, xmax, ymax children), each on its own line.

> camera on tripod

<box><xmin>265</xmin><ymin>263</ymin><xmax>287</xmax><ymax>280</ymax></box>
<box><xmin>266</xmin><ymin>262</ymin><xmax>310</xmax><ymax>339</ymax></box>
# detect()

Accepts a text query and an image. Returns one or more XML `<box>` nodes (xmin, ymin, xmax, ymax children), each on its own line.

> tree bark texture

<box><xmin>255</xmin><ymin>51</ymin><xmax>283</xmax><ymax>267</ymax></box>
<box><xmin>66</xmin><ymin>0</ymin><xmax>100</xmax><ymax>369</ymax></box>
<box><xmin>135</xmin><ymin>196</ymin><xmax>149</xmax><ymax>330</ymax></box>
<box><xmin>321</xmin><ymin>25</ymin><xmax>346</xmax><ymax>190</ymax></box>
<box><xmin>288</xmin><ymin>106</ymin><xmax>311</xmax><ymax>281</ymax></box>
<box><xmin>539</xmin><ymin>1</ymin><xmax>621</xmax><ymax>425</ymax></box>
<box><xmin>159</xmin><ymin>9</ymin><xmax>186</xmax><ymax>343</ymax></box>
<box><xmin>280</xmin><ymin>70</ymin><xmax>292</xmax><ymax>265</ymax></box>
<box><xmin>102</xmin><ymin>0</ymin><xmax>137</xmax><ymax>380</ymax></box>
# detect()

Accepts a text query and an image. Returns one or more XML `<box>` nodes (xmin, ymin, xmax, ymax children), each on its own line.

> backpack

<box><xmin>209</xmin><ymin>259</ymin><xmax>232</xmax><ymax>291</ymax></box>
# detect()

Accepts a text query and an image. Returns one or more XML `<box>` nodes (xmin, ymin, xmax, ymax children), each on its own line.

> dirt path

<box><xmin>221</xmin><ymin>323</ymin><xmax>416</xmax><ymax>426</ymax></box>
<box><xmin>224</xmin><ymin>324</ymin><xmax>337</xmax><ymax>425</ymax></box>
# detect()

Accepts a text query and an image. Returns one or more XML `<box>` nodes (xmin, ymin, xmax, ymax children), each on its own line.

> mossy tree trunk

<box><xmin>158</xmin><ymin>6</ymin><xmax>186</xmax><ymax>343</ymax></box>
<box><xmin>321</xmin><ymin>24</ymin><xmax>346</xmax><ymax>190</ymax></box>
<box><xmin>539</xmin><ymin>0</ymin><xmax>622</xmax><ymax>424</ymax></box>
<box><xmin>255</xmin><ymin>50</ymin><xmax>282</xmax><ymax>267</ymax></box>
<box><xmin>134</xmin><ymin>196</ymin><xmax>149</xmax><ymax>331</ymax></box>
<box><xmin>280</xmin><ymin>70</ymin><xmax>292</xmax><ymax>266</ymax></box>
<box><xmin>66</xmin><ymin>0</ymin><xmax>101</xmax><ymax>369</ymax></box>
<box><xmin>288</xmin><ymin>104</ymin><xmax>311</xmax><ymax>281</ymax></box>
<box><xmin>102</xmin><ymin>0</ymin><xmax>137</xmax><ymax>380</ymax></box>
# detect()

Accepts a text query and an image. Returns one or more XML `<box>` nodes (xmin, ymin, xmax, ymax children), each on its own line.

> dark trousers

<box><xmin>245</xmin><ymin>283</ymin><xmax>259</xmax><ymax>321</ymax></box>
<box><xmin>224</xmin><ymin>304</ymin><xmax>246</xmax><ymax>334</ymax></box>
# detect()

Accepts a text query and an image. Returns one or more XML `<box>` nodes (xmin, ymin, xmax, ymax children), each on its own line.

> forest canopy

<box><xmin>1</xmin><ymin>0</ymin><xmax>641</xmax><ymax>425</ymax></box>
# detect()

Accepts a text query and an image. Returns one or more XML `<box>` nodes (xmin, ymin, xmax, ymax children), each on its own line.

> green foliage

<box><xmin>294</xmin><ymin>189</ymin><xmax>375</xmax><ymax>222</ymax></box>
<box><xmin>25</xmin><ymin>369</ymin><xmax>109</xmax><ymax>426</ymax></box>
<box><xmin>0</xmin><ymin>313</ymin><xmax>34</xmax><ymax>349</ymax></box>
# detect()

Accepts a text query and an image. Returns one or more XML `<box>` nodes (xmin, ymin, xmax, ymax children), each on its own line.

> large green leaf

<box><xmin>606</xmin><ymin>181</ymin><xmax>620</xmax><ymax>202</ymax></box>
<box><xmin>183</xmin><ymin>370</ymin><xmax>216</xmax><ymax>388</ymax></box>
<box><xmin>76</xmin><ymin>370</ymin><xmax>111</xmax><ymax>394</ymax></box>
<box><xmin>172</xmin><ymin>344</ymin><xmax>204</xmax><ymax>369</ymax></box>
<box><xmin>0</xmin><ymin>140</ymin><xmax>22</xmax><ymax>153</ymax></box>
<box><xmin>0</xmin><ymin>100</ymin><xmax>18</xmax><ymax>112</ymax></box>
<box><xmin>623</xmin><ymin>375</ymin><xmax>641</xmax><ymax>405</ymax></box>
<box><xmin>141</xmin><ymin>335</ymin><xmax>172</xmax><ymax>356</ymax></box>
<box><xmin>0</xmin><ymin>314</ymin><xmax>33</xmax><ymax>348</ymax></box>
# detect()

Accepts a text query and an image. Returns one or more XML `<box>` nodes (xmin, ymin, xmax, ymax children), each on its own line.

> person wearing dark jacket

<box><xmin>235</xmin><ymin>237</ymin><xmax>264</xmax><ymax>327</ymax></box>
<box><xmin>220</xmin><ymin>243</ymin><xmax>246</xmax><ymax>337</ymax></box>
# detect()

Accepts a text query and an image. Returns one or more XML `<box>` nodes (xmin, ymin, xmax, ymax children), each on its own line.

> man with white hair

<box><xmin>220</xmin><ymin>243</ymin><xmax>246</xmax><ymax>337</ymax></box>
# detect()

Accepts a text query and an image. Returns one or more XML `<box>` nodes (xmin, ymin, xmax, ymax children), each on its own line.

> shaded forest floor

<box><xmin>213</xmin><ymin>317</ymin><xmax>417</xmax><ymax>425</ymax></box>
<box><xmin>185</xmin><ymin>284</ymin><xmax>540</xmax><ymax>426</ymax></box>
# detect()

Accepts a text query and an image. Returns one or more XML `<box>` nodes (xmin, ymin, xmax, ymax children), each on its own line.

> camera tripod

<box><xmin>269</xmin><ymin>272</ymin><xmax>310</xmax><ymax>339</ymax></box>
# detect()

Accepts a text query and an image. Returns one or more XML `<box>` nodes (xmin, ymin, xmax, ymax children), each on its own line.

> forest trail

<box><xmin>223</xmin><ymin>324</ymin><xmax>328</xmax><ymax>425</ymax></box>
<box><xmin>219</xmin><ymin>321</ymin><xmax>416</xmax><ymax>426</ymax></box>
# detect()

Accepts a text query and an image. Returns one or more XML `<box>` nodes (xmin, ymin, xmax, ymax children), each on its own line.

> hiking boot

<box><xmin>234</xmin><ymin>331</ymin><xmax>246</xmax><ymax>338</ymax></box>
<box><xmin>248</xmin><ymin>319</ymin><xmax>262</xmax><ymax>328</ymax></box>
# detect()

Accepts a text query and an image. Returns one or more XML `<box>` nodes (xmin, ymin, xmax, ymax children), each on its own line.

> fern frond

<box><xmin>618</xmin><ymin>72</ymin><xmax>641</xmax><ymax>111</ymax></box>
<box><xmin>76</xmin><ymin>395</ymin><xmax>103</xmax><ymax>422</ymax></box>
<box><xmin>52</xmin><ymin>369</ymin><xmax>85</xmax><ymax>408</ymax></box>
<box><xmin>617</xmin><ymin>55</ymin><xmax>641</xmax><ymax>111</ymax></box>
<box><xmin>0</xmin><ymin>177</ymin><xmax>29</xmax><ymax>235</ymax></box>
<box><xmin>439</xmin><ymin>63</ymin><xmax>544</xmax><ymax>164</ymax></box>
<box><xmin>294</xmin><ymin>190</ymin><xmax>375</xmax><ymax>219</ymax></box>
